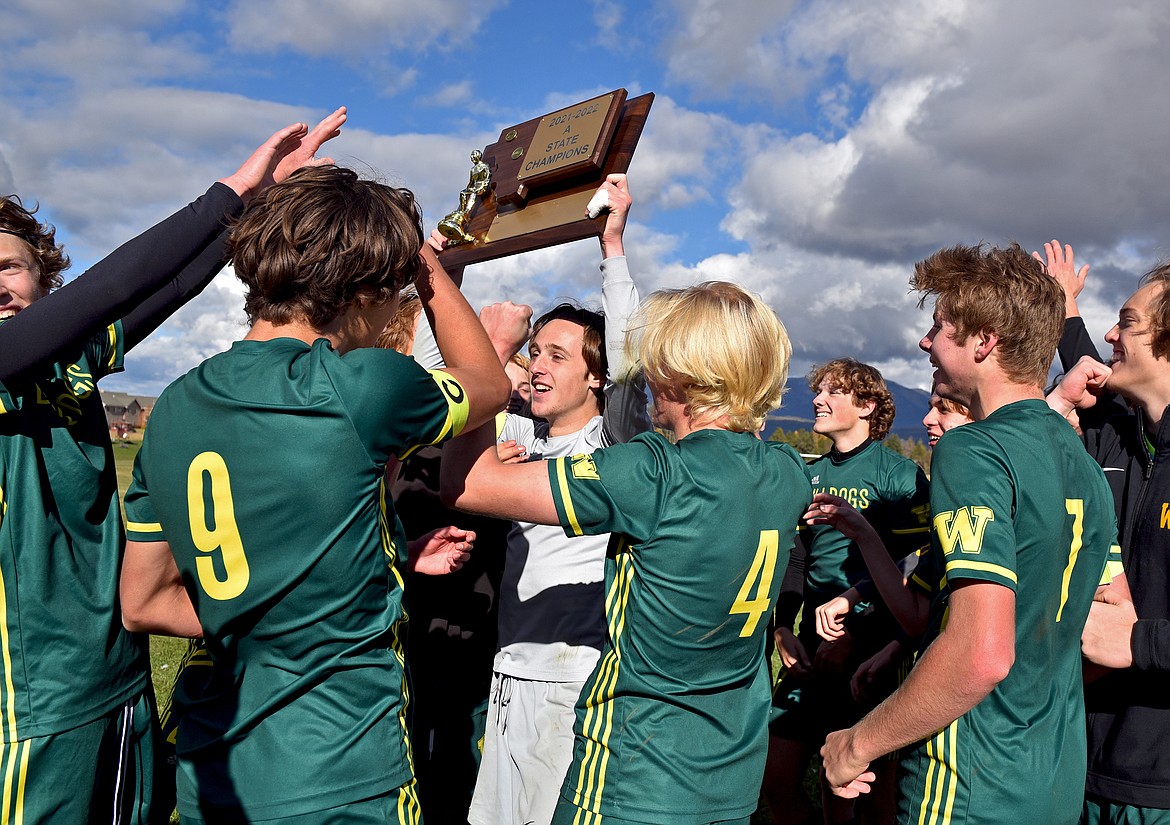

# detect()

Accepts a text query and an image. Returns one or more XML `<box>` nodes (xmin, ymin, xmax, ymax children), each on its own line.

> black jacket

<box><xmin>1061</xmin><ymin>317</ymin><xmax>1170</xmax><ymax>807</ymax></box>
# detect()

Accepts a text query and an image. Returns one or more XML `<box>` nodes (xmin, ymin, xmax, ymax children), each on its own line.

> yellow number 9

<box><xmin>187</xmin><ymin>451</ymin><xmax>250</xmax><ymax>601</ymax></box>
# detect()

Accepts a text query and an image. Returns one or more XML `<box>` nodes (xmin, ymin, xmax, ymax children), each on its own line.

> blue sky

<box><xmin>3</xmin><ymin>0</ymin><xmax>1167</xmax><ymax>396</ymax></box>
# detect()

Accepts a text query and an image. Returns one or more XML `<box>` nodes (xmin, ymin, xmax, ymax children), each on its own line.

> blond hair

<box><xmin>630</xmin><ymin>281</ymin><xmax>790</xmax><ymax>433</ymax></box>
<box><xmin>376</xmin><ymin>291</ymin><xmax>423</xmax><ymax>354</ymax></box>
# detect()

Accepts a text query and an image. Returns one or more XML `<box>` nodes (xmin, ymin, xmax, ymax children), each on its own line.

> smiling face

<box><xmin>528</xmin><ymin>318</ymin><xmax>603</xmax><ymax>434</ymax></box>
<box><xmin>1104</xmin><ymin>282</ymin><xmax>1167</xmax><ymax>406</ymax></box>
<box><xmin>504</xmin><ymin>359</ymin><xmax>532</xmax><ymax>414</ymax></box>
<box><xmin>0</xmin><ymin>233</ymin><xmax>48</xmax><ymax>322</ymax></box>
<box><xmin>922</xmin><ymin>392</ymin><xmax>971</xmax><ymax>447</ymax></box>
<box><xmin>811</xmin><ymin>378</ymin><xmax>875</xmax><ymax>446</ymax></box>
<box><xmin>919</xmin><ymin>307</ymin><xmax>975</xmax><ymax>410</ymax></box>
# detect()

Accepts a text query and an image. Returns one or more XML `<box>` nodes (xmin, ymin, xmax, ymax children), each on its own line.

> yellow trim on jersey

<box><xmin>0</xmin><ymin>737</ymin><xmax>30</xmax><ymax>823</ymax></box>
<box><xmin>398</xmin><ymin>370</ymin><xmax>470</xmax><ymax>460</ymax></box>
<box><xmin>1100</xmin><ymin>557</ymin><xmax>1124</xmax><ymax>586</ymax></box>
<box><xmin>106</xmin><ymin>323</ymin><xmax>119</xmax><ymax>372</ymax></box>
<box><xmin>394</xmin><ymin>777</ymin><xmax>422</xmax><ymax>825</ymax></box>
<box><xmin>571</xmin><ymin>548</ymin><xmax>633</xmax><ymax>814</ymax></box>
<box><xmin>914</xmin><ymin>719</ymin><xmax>959</xmax><ymax>825</ymax></box>
<box><xmin>892</xmin><ymin>525</ymin><xmax>931</xmax><ymax>534</ymax></box>
<box><xmin>945</xmin><ymin>559</ymin><xmax>1017</xmax><ymax>584</ymax></box>
<box><xmin>376</xmin><ymin>476</ymin><xmax>417</xmax><ymax>800</ymax></box>
<box><xmin>125</xmin><ymin>520</ymin><xmax>163</xmax><ymax>534</ymax></box>
<box><xmin>555</xmin><ymin>459</ymin><xmax>583</xmax><ymax>537</ymax></box>
<box><xmin>0</xmin><ymin>560</ymin><xmax>16</xmax><ymax>745</ymax></box>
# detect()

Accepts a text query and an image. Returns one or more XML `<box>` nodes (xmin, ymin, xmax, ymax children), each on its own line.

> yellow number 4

<box><xmin>730</xmin><ymin>530</ymin><xmax>780</xmax><ymax>638</ymax></box>
<box><xmin>188</xmin><ymin>452</ymin><xmax>250</xmax><ymax>601</ymax></box>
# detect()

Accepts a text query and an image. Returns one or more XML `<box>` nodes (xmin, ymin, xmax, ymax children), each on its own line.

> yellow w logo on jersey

<box><xmin>570</xmin><ymin>454</ymin><xmax>600</xmax><ymax>480</ymax></box>
<box><xmin>933</xmin><ymin>506</ymin><xmax>995</xmax><ymax>555</ymax></box>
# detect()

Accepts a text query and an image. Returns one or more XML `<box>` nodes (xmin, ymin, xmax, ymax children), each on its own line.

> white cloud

<box><xmin>223</xmin><ymin>0</ymin><xmax>507</xmax><ymax>56</ymax></box>
<box><xmin>103</xmin><ymin>269</ymin><xmax>249</xmax><ymax>396</ymax></box>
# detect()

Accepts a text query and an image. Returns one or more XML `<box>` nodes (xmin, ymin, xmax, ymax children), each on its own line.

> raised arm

<box><xmin>416</xmin><ymin>243</ymin><xmax>510</xmax><ymax>432</ymax></box>
<box><xmin>1034</xmin><ymin>239</ymin><xmax>1088</xmax><ymax>321</ymax></box>
<box><xmin>595</xmin><ymin>175</ymin><xmax>651</xmax><ymax>443</ymax></box>
<box><xmin>121</xmin><ymin>107</ymin><xmax>347</xmax><ymax>348</ymax></box>
<box><xmin>0</xmin><ymin>109</ymin><xmax>347</xmax><ymax>379</ymax></box>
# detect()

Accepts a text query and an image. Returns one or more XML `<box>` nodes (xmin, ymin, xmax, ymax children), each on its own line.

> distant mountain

<box><xmin>763</xmin><ymin>379</ymin><xmax>931</xmax><ymax>442</ymax></box>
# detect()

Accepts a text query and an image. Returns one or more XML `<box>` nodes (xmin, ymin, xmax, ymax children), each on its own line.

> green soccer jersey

<box><xmin>547</xmin><ymin>429</ymin><xmax>812</xmax><ymax>823</ymax></box>
<box><xmin>123</xmin><ymin>337</ymin><xmax>469</xmax><ymax>820</ymax></box>
<box><xmin>0</xmin><ymin>321</ymin><xmax>148</xmax><ymax>742</ymax></box>
<box><xmin>802</xmin><ymin>441</ymin><xmax>931</xmax><ymax>599</ymax></box>
<box><xmin>898</xmin><ymin>400</ymin><xmax>1116</xmax><ymax>825</ymax></box>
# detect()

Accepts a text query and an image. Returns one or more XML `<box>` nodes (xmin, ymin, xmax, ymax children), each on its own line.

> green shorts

<box><xmin>0</xmin><ymin>690</ymin><xmax>161</xmax><ymax>825</ymax></box>
<box><xmin>1083</xmin><ymin>795</ymin><xmax>1170</xmax><ymax>825</ymax></box>
<box><xmin>180</xmin><ymin>780</ymin><xmax>423</xmax><ymax>825</ymax></box>
<box><xmin>551</xmin><ymin>798</ymin><xmax>751</xmax><ymax>825</ymax></box>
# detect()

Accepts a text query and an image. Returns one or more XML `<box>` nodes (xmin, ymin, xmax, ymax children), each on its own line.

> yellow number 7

<box><xmin>1055</xmin><ymin>499</ymin><xmax>1084</xmax><ymax>622</ymax></box>
<box><xmin>730</xmin><ymin>530</ymin><xmax>780</xmax><ymax>637</ymax></box>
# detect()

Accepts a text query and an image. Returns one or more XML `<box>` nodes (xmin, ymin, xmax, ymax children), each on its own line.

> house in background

<box><xmin>101</xmin><ymin>390</ymin><xmax>156</xmax><ymax>438</ymax></box>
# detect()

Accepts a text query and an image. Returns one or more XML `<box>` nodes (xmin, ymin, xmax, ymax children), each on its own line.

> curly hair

<box><xmin>0</xmin><ymin>195</ymin><xmax>71</xmax><ymax>290</ymax></box>
<box><xmin>807</xmin><ymin>358</ymin><xmax>895</xmax><ymax>441</ymax></box>
<box><xmin>912</xmin><ymin>242</ymin><xmax>1063</xmax><ymax>387</ymax></box>
<box><xmin>227</xmin><ymin>165</ymin><xmax>425</xmax><ymax>329</ymax></box>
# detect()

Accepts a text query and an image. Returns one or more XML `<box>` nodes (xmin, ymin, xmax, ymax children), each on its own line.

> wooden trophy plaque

<box><xmin>436</xmin><ymin>89</ymin><xmax>654</xmax><ymax>269</ymax></box>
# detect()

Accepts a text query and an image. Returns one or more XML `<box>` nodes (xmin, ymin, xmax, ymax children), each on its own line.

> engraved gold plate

<box><xmin>516</xmin><ymin>93</ymin><xmax>614</xmax><ymax>181</ymax></box>
<box><xmin>504</xmin><ymin>129</ymin><xmax>517</xmax><ymax>142</ymax></box>
<box><xmin>511</xmin><ymin>147</ymin><xmax>524</xmax><ymax>160</ymax></box>
<box><xmin>487</xmin><ymin>189</ymin><xmax>595</xmax><ymax>242</ymax></box>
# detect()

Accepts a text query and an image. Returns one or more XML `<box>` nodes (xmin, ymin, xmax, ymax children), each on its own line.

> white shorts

<box><xmin>467</xmin><ymin>672</ymin><xmax>584</xmax><ymax>825</ymax></box>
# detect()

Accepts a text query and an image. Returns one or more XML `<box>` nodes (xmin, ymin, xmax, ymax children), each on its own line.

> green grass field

<box><xmin>113</xmin><ymin>439</ymin><xmax>188</xmax><ymax>697</ymax></box>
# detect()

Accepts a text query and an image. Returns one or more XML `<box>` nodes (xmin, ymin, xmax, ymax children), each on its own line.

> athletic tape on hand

<box><xmin>586</xmin><ymin>188</ymin><xmax>610</xmax><ymax>219</ymax></box>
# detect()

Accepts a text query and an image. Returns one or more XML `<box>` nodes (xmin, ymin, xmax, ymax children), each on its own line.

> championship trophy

<box><xmin>435</xmin><ymin>89</ymin><xmax>654</xmax><ymax>268</ymax></box>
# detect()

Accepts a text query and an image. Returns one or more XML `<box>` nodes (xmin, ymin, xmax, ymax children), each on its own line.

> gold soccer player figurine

<box><xmin>438</xmin><ymin>149</ymin><xmax>491</xmax><ymax>245</ymax></box>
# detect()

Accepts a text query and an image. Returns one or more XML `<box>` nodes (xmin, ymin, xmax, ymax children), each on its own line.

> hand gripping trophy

<box><xmin>438</xmin><ymin>150</ymin><xmax>491</xmax><ymax>245</ymax></box>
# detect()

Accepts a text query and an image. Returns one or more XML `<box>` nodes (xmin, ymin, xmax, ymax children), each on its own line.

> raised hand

<box><xmin>593</xmin><ymin>173</ymin><xmax>632</xmax><ymax>259</ymax></box>
<box><xmin>1033</xmin><ymin>238</ymin><xmax>1089</xmax><ymax>318</ymax></box>
<box><xmin>479</xmin><ymin>301</ymin><xmax>534</xmax><ymax>363</ymax></box>
<box><xmin>219</xmin><ymin>106</ymin><xmax>347</xmax><ymax>204</ymax></box>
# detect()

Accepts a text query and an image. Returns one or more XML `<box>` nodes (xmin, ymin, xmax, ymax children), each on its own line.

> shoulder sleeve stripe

<box><xmin>891</xmin><ymin>525</ymin><xmax>930</xmax><ymax>535</ymax></box>
<box><xmin>397</xmin><ymin>370</ymin><xmax>471</xmax><ymax>460</ymax></box>
<box><xmin>125</xmin><ymin>520</ymin><xmax>163</xmax><ymax>533</ymax></box>
<box><xmin>945</xmin><ymin>559</ymin><xmax>1017</xmax><ymax>584</ymax></box>
<box><xmin>553</xmin><ymin>458</ymin><xmax>584</xmax><ymax>537</ymax></box>
<box><xmin>106</xmin><ymin>324</ymin><xmax>119</xmax><ymax>372</ymax></box>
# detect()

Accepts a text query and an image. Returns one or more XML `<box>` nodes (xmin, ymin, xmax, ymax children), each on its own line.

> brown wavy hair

<box><xmin>531</xmin><ymin>303</ymin><xmax>607</xmax><ymax>409</ymax></box>
<box><xmin>0</xmin><ymin>195</ymin><xmax>71</xmax><ymax>290</ymax></box>
<box><xmin>808</xmin><ymin>358</ymin><xmax>895</xmax><ymax>441</ymax></box>
<box><xmin>1140</xmin><ymin>262</ymin><xmax>1170</xmax><ymax>360</ymax></box>
<box><xmin>912</xmin><ymin>242</ymin><xmax>1063</xmax><ymax>387</ymax></box>
<box><xmin>227</xmin><ymin>165</ymin><xmax>424</xmax><ymax>329</ymax></box>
